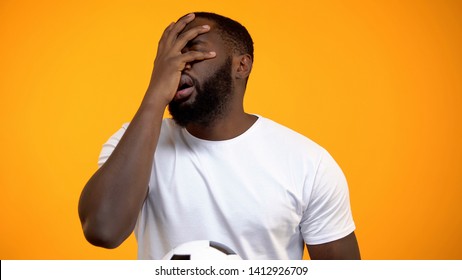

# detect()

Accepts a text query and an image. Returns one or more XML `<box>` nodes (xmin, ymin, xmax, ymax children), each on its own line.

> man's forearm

<box><xmin>78</xmin><ymin>96</ymin><xmax>165</xmax><ymax>248</ymax></box>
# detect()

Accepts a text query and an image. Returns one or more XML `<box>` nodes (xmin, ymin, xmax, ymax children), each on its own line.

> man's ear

<box><xmin>235</xmin><ymin>54</ymin><xmax>253</xmax><ymax>80</ymax></box>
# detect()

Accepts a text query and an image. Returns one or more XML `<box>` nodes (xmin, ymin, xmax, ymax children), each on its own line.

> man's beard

<box><xmin>168</xmin><ymin>57</ymin><xmax>233</xmax><ymax>127</ymax></box>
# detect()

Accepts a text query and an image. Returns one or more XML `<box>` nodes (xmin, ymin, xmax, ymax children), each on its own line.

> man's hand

<box><xmin>147</xmin><ymin>13</ymin><xmax>216</xmax><ymax>107</ymax></box>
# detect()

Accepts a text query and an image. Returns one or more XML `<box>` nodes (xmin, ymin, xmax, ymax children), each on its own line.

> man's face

<box><xmin>168</xmin><ymin>18</ymin><xmax>234</xmax><ymax>127</ymax></box>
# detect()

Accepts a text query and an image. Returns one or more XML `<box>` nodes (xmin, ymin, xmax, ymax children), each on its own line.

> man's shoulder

<box><xmin>258</xmin><ymin>116</ymin><xmax>325</xmax><ymax>152</ymax></box>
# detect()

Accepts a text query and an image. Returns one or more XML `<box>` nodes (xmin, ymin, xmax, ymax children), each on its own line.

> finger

<box><xmin>172</xmin><ymin>25</ymin><xmax>211</xmax><ymax>52</ymax></box>
<box><xmin>158</xmin><ymin>22</ymin><xmax>175</xmax><ymax>47</ymax></box>
<box><xmin>180</xmin><ymin>51</ymin><xmax>217</xmax><ymax>64</ymax></box>
<box><xmin>165</xmin><ymin>13</ymin><xmax>195</xmax><ymax>44</ymax></box>
<box><xmin>163</xmin><ymin>22</ymin><xmax>175</xmax><ymax>35</ymax></box>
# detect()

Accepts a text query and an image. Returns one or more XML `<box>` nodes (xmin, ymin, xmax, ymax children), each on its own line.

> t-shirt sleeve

<box><xmin>300</xmin><ymin>149</ymin><xmax>356</xmax><ymax>245</ymax></box>
<box><xmin>97</xmin><ymin>123</ymin><xmax>129</xmax><ymax>167</ymax></box>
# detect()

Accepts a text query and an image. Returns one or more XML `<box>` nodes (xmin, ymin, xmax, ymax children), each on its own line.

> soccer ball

<box><xmin>162</xmin><ymin>240</ymin><xmax>242</xmax><ymax>260</ymax></box>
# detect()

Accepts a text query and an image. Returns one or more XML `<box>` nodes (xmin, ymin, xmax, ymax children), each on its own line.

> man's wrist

<box><xmin>143</xmin><ymin>85</ymin><xmax>171</xmax><ymax>106</ymax></box>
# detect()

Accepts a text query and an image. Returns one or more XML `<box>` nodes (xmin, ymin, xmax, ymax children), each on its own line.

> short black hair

<box><xmin>193</xmin><ymin>12</ymin><xmax>254</xmax><ymax>61</ymax></box>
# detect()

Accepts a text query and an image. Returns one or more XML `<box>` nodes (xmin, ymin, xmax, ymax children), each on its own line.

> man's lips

<box><xmin>174</xmin><ymin>74</ymin><xmax>195</xmax><ymax>101</ymax></box>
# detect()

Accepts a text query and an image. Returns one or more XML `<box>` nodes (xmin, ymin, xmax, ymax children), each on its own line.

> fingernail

<box><xmin>202</xmin><ymin>25</ymin><xmax>210</xmax><ymax>29</ymax></box>
<box><xmin>209</xmin><ymin>51</ymin><xmax>216</xmax><ymax>56</ymax></box>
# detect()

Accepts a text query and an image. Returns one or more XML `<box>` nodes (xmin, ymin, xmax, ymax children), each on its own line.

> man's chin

<box><xmin>168</xmin><ymin>102</ymin><xmax>193</xmax><ymax>127</ymax></box>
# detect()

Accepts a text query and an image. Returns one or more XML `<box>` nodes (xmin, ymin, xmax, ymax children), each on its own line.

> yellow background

<box><xmin>1</xmin><ymin>0</ymin><xmax>461</xmax><ymax>259</ymax></box>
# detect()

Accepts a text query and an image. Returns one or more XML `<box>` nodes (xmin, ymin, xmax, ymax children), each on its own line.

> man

<box><xmin>78</xmin><ymin>12</ymin><xmax>360</xmax><ymax>260</ymax></box>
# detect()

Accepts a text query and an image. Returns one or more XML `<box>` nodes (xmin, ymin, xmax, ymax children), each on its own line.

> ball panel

<box><xmin>209</xmin><ymin>241</ymin><xmax>237</xmax><ymax>255</ymax></box>
<box><xmin>162</xmin><ymin>240</ymin><xmax>242</xmax><ymax>260</ymax></box>
<box><xmin>170</xmin><ymin>254</ymin><xmax>191</xmax><ymax>260</ymax></box>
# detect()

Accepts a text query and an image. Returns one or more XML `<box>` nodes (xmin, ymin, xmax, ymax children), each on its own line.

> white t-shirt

<box><xmin>98</xmin><ymin>116</ymin><xmax>355</xmax><ymax>259</ymax></box>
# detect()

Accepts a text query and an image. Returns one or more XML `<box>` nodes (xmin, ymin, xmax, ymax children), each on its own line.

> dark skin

<box><xmin>78</xmin><ymin>13</ymin><xmax>360</xmax><ymax>259</ymax></box>
<box><xmin>308</xmin><ymin>232</ymin><xmax>360</xmax><ymax>259</ymax></box>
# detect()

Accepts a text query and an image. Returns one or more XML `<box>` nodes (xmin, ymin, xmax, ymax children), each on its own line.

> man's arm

<box><xmin>307</xmin><ymin>231</ymin><xmax>361</xmax><ymax>260</ymax></box>
<box><xmin>78</xmin><ymin>13</ymin><xmax>216</xmax><ymax>249</ymax></box>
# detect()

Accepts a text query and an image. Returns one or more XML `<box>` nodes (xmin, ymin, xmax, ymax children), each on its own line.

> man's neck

<box><xmin>185</xmin><ymin>112</ymin><xmax>258</xmax><ymax>141</ymax></box>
